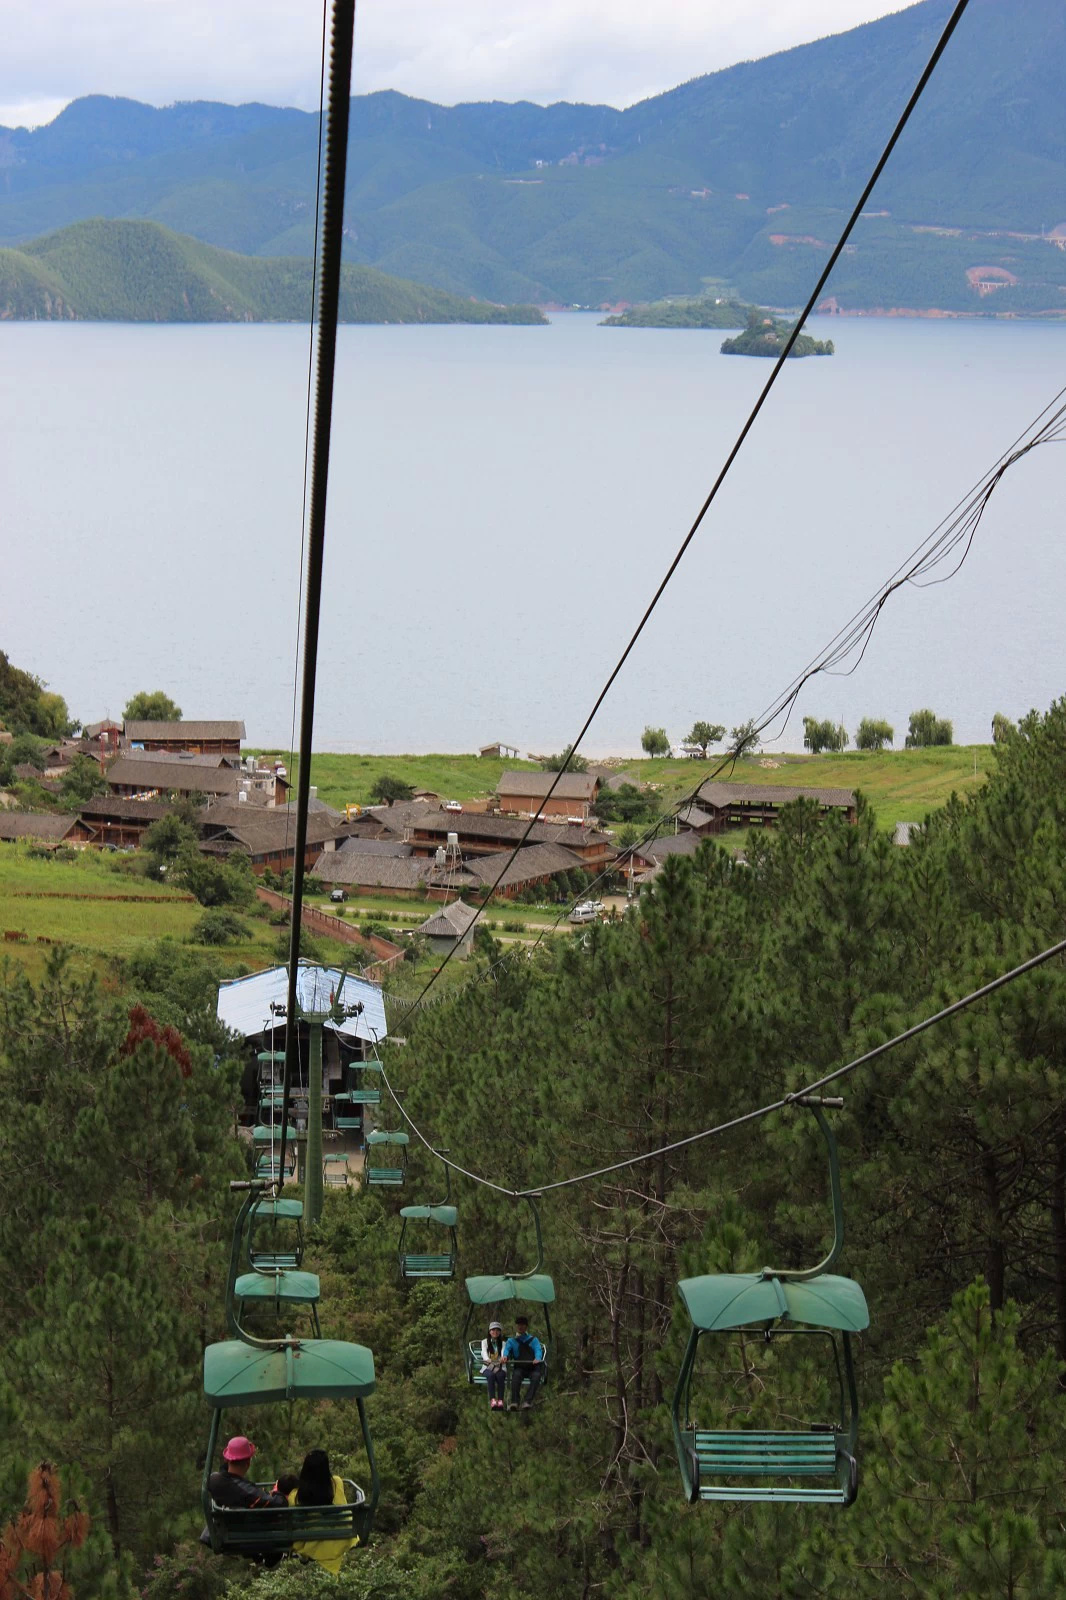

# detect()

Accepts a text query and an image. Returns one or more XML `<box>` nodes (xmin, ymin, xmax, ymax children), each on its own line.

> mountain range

<box><xmin>1</xmin><ymin>0</ymin><xmax>1064</xmax><ymax>312</ymax></box>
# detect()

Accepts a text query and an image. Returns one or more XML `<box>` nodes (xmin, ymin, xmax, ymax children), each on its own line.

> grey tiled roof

<box><xmin>416</xmin><ymin>900</ymin><xmax>480</xmax><ymax>938</ymax></box>
<box><xmin>696</xmin><ymin>781</ymin><xmax>856</xmax><ymax>808</ymax></box>
<box><xmin>106</xmin><ymin>758</ymin><xmax>242</xmax><ymax>796</ymax></box>
<box><xmin>124</xmin><ymin>720</ymin><xmax>246</xmax><ymax>741</ymax></box>
<box><xmin>464</xmin><ymin>841</ymin><xmax>583</xmax><ymax>889</ymax></box>
<box><xmin>0</xmin><ymin>812</ymin><xmax>77</xmax><ymax>842</ymax></box>
<box><xmin>312</xmin><ymin>851</ymin><xmax>434</xmax><ymax>890</ymax></box>
<box><xmin>498</xmin><ymin>770</ymin><xmax>599</xmax><ymax>802</ymax></box>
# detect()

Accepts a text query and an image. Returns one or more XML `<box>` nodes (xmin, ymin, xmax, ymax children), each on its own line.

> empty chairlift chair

<box><xmin>364</xmin><ymin>1131</ymin><xmax>409</xmax><ymax>1188</ymax></box>
<box><xmin>398</xmin><ymin>1205</ymin><xmax>458</xmax><ymax>1281</ymax></box>
<box><xmin>323</xmin><ymin>1153</ymin><xmax>349</xmax><ymax>1188</ymax></box>
<box><xmin>671</xmin><ymin>1097</ymin><xmax>869</xmax><ymax>1507</ymax></box>
<box><xmin>247</xmin><ymin>1197</ymin><xmax>305</xmax><ymax>1272</ymax></box>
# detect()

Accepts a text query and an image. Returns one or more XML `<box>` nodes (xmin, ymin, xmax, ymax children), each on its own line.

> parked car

<box><xmin>330</xmin><ymin>888</ymin><xmax>348</xmax><ymax>903</ymax></box>
<box><xmin>444</xmin><ymin>800</ymin><xmax>463</xmax><ymax>813</ymax></box>
<box><xmin>569</xmin><ymin>901</ymin><xmax>602</xmax><ymax>924</ymax></box>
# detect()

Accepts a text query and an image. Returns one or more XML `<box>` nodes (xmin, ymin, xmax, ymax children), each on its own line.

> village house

<box><xmin>0</xmin><ymin>813</ymin><xmax>77</xmax><ymax>848</ymax></box>
<box><xmin>496</xmin><ymin>769</ymin><xmax>601</xmax><ymax>821</ymax></box>
<box><xmin>693</xmin><ymin>781</ymin><xmax>857</xmax><ymax>832</ymax></box>
<box><xmin>479</xmin><ymin>742</ymin><xmax>521</xmax><ymax>760</ymax></box>
<box><xmin>82</xmin><ymin>720</ymin><xmax>124</xmax><ymax>754</ymax></box>
<box><xmin>348</xmin><ymin>802</ymin><xmax>615</xmax><ymax>875</ymax></box>
<box><xmin>70</xmin><ymin>796</ymin><xmax>173</xmax><ymax>849</ymax></box>
<box><xmin>104</xmin><ymin>752</ymin><xmax>287</xmax><ymax>806</ymax></box>
<box><xmin>414</xmin><ymin>899</ymin><xmax>479</xmax><ymax>958</ymax></box>
<box><xmin>199</xmin><ymin>806</ymin><xmax>342</xmax><ymax>875</ymax></box>
<box><xmin>617</xmin><ymin>830</ymin><xmax>702</xmax><ymax>881</ymax></box>
<box><xmin>123</xmin><ymin>719</ymin><xmax>246</xmax><ymax>756</ymax></box>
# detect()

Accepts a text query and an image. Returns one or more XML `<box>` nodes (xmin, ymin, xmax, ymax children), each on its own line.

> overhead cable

<box><xmin>375</xmin><ymin>936</ymin><xmax>1066</xmax><ymax>1200</ymax></box>
<box><xmin>277</xmin><ymin>0</ymin><xmax>357</xmax><ymax>1189</ymax></box>
<box><xmin>404</xmin><ymin>0</ymin><xmax>974</xmax><ymax>1014</ymax></box>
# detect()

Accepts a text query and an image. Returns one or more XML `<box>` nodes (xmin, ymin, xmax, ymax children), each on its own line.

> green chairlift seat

<box><xmin>332</xmin><ymin>1092</ymin><xmax>364</xmax><ymax>1133</ymax></box>
<box><xmin>673</xmin><ymin>1272</ymin><xmax>868</xmax><ymax>1505</ymax></box>
<box><xmin>398</xmin><ymin>1205</ymin><xmax>458</xmax><ymax>1280</ymax></box>
<box><xmin>364</xmin><ymin>1130</ymin><xmax>409</xmax><ymax>1187</ymax></box>
<box><xmin>248</xmin><ymin>1197</ymin><xmax>305</xmax><ymax>1271</ymax></box>
<box><xmin>323</xmin><ymin>1153</ymin><xmax>349</xmax><ymax>1188</ymax></box>
<box><xmin>234</xmin><ymin>1268</ymin><xmax>322</xmax><ymax>1338</ymax></box>
<box><xmin>671</xmin><ymin>1098</ymin><xmax>868</xmax><ymax>1508</ymax></box>
<box><xmin>463</xmin><ymin>1274</ymin><xmax>555</xmax><ymax>1387</ymax></box>
<box><xmin>201</xmin><ymin>1338</ymin><xmax>378</xmax><ymax>1555</ymax></box>
<box><xmin>345</xmin><ymin>1060</ymin><xmax>383</xmax><ymax>1106</ymax></box>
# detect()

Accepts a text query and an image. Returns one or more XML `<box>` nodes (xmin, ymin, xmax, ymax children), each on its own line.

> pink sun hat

<box><xmin>222</xmin><ymin>1435</ymin><xmax>256</xmax><ymax>1461</ymax></box>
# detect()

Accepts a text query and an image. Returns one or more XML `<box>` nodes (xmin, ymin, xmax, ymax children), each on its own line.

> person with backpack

<box><xmin>503</xmin><ymin>1314</ymin><xmax>545</xmax><ymax>1409</ymax></box>
<box><xmin>481</xmin><ymin>1320</ymin><xmax>507</xmax><ymax>1411</ymax></box>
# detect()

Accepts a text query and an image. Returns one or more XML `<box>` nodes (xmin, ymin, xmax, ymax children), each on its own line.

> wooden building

<box><xmin>693</xmin><ymin>781</ymin><xmax>857</xmax><ymax>833</ymax></box>
<box><xmin>496</xmin><ymin>770</ymin><xmax>601</xmax><ymax>821</ymax></box>
<box><xmin>124</xmin><ymin>719</ymin><xmax>246</xmax><ymax>755</ymax></box>
<box><xmin>72</xmin><ymin>796</ymin><xmax>173</xmax><ymax>849</ymax></box>
<box><xmin>199</xmin><ymin>807</ymin><xmax>342</xmax><ymax>875</ymax></box>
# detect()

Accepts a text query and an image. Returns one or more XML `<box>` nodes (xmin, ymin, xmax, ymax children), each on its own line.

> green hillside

<box><xmin>0</xmin><ymin>1</ymin><xmax>1064</xmax><ymax>308</ymax></box>
<box><xmin>0</xmin><ymin>218</ymin><xmax>546</xmax><ymax>323</ymax></box>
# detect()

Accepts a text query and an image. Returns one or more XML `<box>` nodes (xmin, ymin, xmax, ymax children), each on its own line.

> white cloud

<box><xmin>0</xmin><ymin>1</ymin><xmax>912</xmax><ymax>117</ymax></box>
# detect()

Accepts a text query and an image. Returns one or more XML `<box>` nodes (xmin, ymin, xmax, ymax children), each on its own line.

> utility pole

<box><xmin>272</xmin><ymin>979</ymin><xmax>363</xmax><ymax>1227</ymax></box>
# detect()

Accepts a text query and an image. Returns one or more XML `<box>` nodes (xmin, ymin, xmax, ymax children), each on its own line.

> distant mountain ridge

<box><xmin>1</xmin><ymin>0</ymin><xmax>1064</xmax><ymax>309</ymax></box>
<box><xmin>0</xmin><ymin>219</ymin><xmax>547</xmax><ymax>323</ymax></box>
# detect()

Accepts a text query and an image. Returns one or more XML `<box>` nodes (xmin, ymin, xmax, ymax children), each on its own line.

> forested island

<box><xmin>721</xmin><ymin>309</ymin><xmax>835</xmax><ymax>357</ymax></box>
<box><xmin>0</xmin><ymin>219</ymin><xmax>547</xmax><ymax>324</ymax></box>
<box><xmin>601</xmin><ymin>297</ymin><xmax>750</xmax><ymax>329</ymax></box>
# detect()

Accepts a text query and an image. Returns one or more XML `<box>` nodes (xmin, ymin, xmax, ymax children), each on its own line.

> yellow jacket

<box><xmin>287</xmin><ymin>1476</ymin><xmax>359</xmax><ymax>1574</ymax></box>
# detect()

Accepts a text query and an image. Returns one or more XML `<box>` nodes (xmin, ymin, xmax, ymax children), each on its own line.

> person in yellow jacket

<box><xmin>286</xmin><ymin>1448</ymin><xmax>359</xmax><ymax>1574</ymax></box>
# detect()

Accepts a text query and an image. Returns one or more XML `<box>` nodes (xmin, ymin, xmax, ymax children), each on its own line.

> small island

<box><xmin>720</xmin><ymin>309</ymin><xmax>834</xmax><ymax>357</ymax></box>
<box><xmin>601</xmin><ymin>297</ymin><xmax>750</xmax><ymax>329</ymax></box>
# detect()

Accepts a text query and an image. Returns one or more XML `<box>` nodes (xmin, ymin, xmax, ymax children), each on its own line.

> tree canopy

<box><xmin>122</xmin><ymin>690</ymin><xmax>182</xmax><ymax>723</ymax></box>
<box><xmin>906</xmin><ymin>707</ymin><xmax>953</xmax><ymax>747</ymax></box>
<box><xmin>640</xmin><ymin>726</ymin><xmax>671</xmax><ymax>757</ymax></box>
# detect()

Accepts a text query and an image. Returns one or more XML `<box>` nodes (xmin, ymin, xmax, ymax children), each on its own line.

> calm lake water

<box><xmin>2</xmin><ymin>313</ymin><xmax>1064</xmax><ymax>754</ymax></box>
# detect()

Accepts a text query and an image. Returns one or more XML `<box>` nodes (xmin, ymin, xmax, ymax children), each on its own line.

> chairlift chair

<box><xmin>323</xmin><ymin>1153</ymin><xmax>349</xmax><ymax>1189</ymax></box>
<box><xmin>248</xmin><ymin>1197</ymin><xmax>305</xmax><ymax>1272</ymax></box>
<box><xmin>671</xmin><ymin>1097</ymin><xmax>868</xmax><ymax>1507</ymax></box>
<box><xmin>345</xmin><ymin>1060</ymin><xmax>384</xmax><ymax>1107</ymax></box>
<box><xmin>202</xmin><ymin>1185</ymin><xmax>379</xmax><ymax>1556</ymax></box>
<box><xmin>364</xmin><ymin>1131</ymin><xmax>409</xmax><ymax>1187</ymax></box>
<box><xmin>461</xmin><ymin>1196</ymin><xmax>553</xmax><ymax>1398</ymax></box>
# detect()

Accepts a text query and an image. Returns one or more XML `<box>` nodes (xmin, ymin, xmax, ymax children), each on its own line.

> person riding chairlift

<box><xmin>503</xmin><ymin>1315</ymin><xmax>545</xmax><ymax>1410</ymax></box>
<box><xmin>481</xmin><ymin>1320</ymin><xmax>507</xmax><ymax>1411</ymax></box>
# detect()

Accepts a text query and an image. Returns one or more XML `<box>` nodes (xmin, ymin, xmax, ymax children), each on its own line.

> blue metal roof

<box><xmin>216</xmin><ymin>963</ymin><xmax>387</xmax><ymax>1044</ymax></box>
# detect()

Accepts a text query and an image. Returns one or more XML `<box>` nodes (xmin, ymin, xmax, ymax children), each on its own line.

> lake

<box><xmin>2</xmin><ymin>312</ymin><xmax>1064</xmax><ymax>755</ymax></box>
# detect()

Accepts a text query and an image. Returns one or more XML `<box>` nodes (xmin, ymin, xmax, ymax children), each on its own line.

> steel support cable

<box><xmin>277</xmin><ymin>0</ymin><xmax>357</xmax><ymax>1191</ymax></box>
<box><xmin>403</xmin><ymin>0</ymin><xmax>973</xmax><ymax>1016</ymax></box>
<box><xmin>284</xmin><ymin>0</ymin><xmax>330</xmax><ymax>868</ymax></box>
<box><xmin>374</xmin><ymin>936</ymin><xmax>1066</xmax><ymax>1200</ymax></box>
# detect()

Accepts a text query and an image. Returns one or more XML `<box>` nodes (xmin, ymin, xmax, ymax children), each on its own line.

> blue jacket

<box><xmin>503</xmin><ymin>1331</ymin><xmax>544</xmax><ymax>1363</ymax></box>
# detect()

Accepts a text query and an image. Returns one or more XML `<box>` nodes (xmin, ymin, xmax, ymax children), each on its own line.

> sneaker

<box><xmin>520</xmin><ymin>1400</ymin><xmax>533</xmax><ymax>1410</ymax></box>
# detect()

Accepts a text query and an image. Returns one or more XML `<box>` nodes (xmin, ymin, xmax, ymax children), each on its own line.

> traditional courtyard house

<box><xmin>496</xmin><ymin>769</ymin><xmax>601</xmax><ymax>821</ymax></box>
<box><xmin>198</xmin><ymin>806</ymin><xmax>342</xmax><ymax>875</ymax></box>
<box><xmin>105</xmin><ymin>754</ymin><xmax>247</xmax><ymax>803</ymax></box>
<box><xmin>694</xmin><ymin>781</ymin><xmax>857</xmax><ymax>832</ymax></box>
<box><xmin>0</xmin><ymin>813</ymin><xmax>77</xmax><ymax>848</ymax></box>
<box><xmin>312</xmin><ymin>838</ymin><xmax>480</xmax><ymax>899</ymax></box>
<box><xmin>414</xmin><ymin>899</ymin><xmax>479</xmax><ymax>958</ymax></box>
<box><xmin>618</xmin><ymin>830</ymin><xmax>701</xmax><ymax>881</ymax></box>
<box><xmin>675</xmin><ymin>803</ymin><xmax>716</xmax><ymax>836</ymax></box>
<box><xmin>464</xmin><ymin>840</ymin><xmax>587</xmax><ymax>899</ymax></box>
<box><xmin>123</xmin><ymin>719</ymin><xmax>246</xmax><ymax>755</ymax></box>
<box><xmin>400</xmin><ymin>810</ymin><xmax>615</xmax><ymax>874</ymax></box>
<box><xmin>72</xmin><ymin>796</ymin><xmax>173</xmax><ymax>849</ymax></box>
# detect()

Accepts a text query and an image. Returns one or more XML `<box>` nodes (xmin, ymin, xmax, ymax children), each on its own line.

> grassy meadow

<box><xmin>267</xmin><ymin>744</ymin><xmax>995</xmax><ymax>832</ymax></box>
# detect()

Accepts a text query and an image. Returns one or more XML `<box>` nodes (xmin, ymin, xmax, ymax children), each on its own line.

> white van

<box><xmin>569</xmin><ymin>901</ymin><xmax>600</xmax><ymax>924</ymax></box>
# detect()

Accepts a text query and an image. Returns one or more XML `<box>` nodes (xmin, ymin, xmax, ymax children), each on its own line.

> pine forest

<box><xmin>4</xmin><ymin>700</ymin><xmax>1066</xmax><ymax>1598</ymax></box>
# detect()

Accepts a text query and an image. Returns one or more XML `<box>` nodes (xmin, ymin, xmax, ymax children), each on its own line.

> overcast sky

<box><xmin>1</xmin><ymin>0</ymin><xmax>914</xmax><ymax>130</ymax></box>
